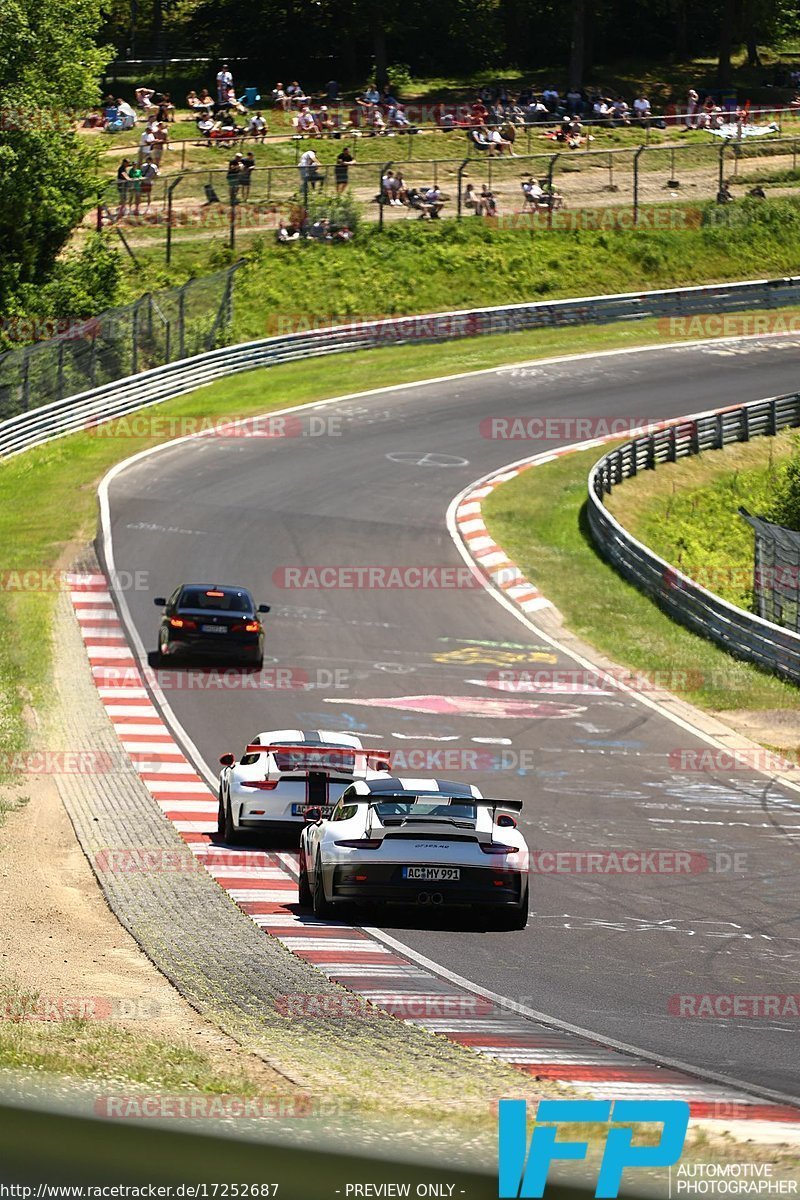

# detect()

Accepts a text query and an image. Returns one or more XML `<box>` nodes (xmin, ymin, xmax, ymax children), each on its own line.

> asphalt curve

<box><xmin>103</xmin><ymin>336</ymin><xmax>800</xmax><ymax>1099</ymax></box>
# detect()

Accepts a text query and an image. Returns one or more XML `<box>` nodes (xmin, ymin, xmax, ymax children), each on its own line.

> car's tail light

<box><xmin>169</xmin><ymin>617</ymin><xmax>197</xmax><ymax>630</ymax></box>
<box><xmin>242</xmin><ymin>780</ymin><xmax>279</xmax><ymax>790</ymax></box>
<box><xmin>334</xmin><ymin>839</ymin><xmax>382</xmax><ymax>849</ymax></box>
<box><xmin>231</xmin><ymin>620</ymin><xmax>261</xmax><ymax>632</ymax></box>
<box><xmin>480</xmin><ymin>843</ymin><xmax>519</xmax><ymax>855</ymax></box>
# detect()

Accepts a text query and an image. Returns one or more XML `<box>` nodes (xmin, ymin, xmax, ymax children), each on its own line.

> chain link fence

<box><xmin>94</xmin><ymin>135</ymin><xmax>800</xmax><ymax>255</ymax></box>
<box><xmin>740</xmin><ymin>510</ymin><xmax>800</xmax><ymax>633</ymax></box>
<box><xmin>0</xmin><ymin>262</ymin><xmax>243</xmax><ymax>422</ymax></box>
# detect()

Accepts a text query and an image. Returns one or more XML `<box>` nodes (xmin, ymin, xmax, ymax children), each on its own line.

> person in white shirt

<box><xmin>216</xmin><ymin>65</ymin><xmax>233</xmax><ymax>104</ymax></box>
<box><xmin>298</xmin><ymin>148</ymin><xmax>322</xmax><ymax>192</ymax></box>
<box><xmin>138</xmin><ymin>126</ymin><xmax>155</xmax><ymax>163</ymax></box>
<box><xmin>522</xmin><ymin>176</ymin><xmax>544</xmax><ymax>205</ymax></box>
<box><xmin>247</xmin><ymin>111</ymin><xmax>268</xmax><ymax>142</ymax></box>
<box><xmin>634</xmin><ymin>95</ymin><xmax>651</xmax><ymax>122</ymax></box>
<box><xmin>117</xmin><ymin>99</ymin><xmax>136</xmax><ymax>129</ymax></box>
<box><xmin>296</xmin><ymin>106</ymin><xmax>318</xmax><ymax>134</ymax></box>
<box><xmin>489</xmin><ymin>127</ymin><xmax>515</xmax><ymax>156</ymax></box>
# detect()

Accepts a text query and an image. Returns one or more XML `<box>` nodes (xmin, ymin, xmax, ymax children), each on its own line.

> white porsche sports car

<box><xmin>217</xmin><ymin>729</ymin><xmax>392</xmax><ymax>843</ymax></box>
<box><xmin>298</xmin><ymin>776</ymin><xmax>529</xmax><ymax>929</ymax></box>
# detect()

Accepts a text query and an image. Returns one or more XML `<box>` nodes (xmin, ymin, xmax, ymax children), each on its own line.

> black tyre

<box><xmin>492</xmin><ymin>888</ymin><xmax>529</xmax><ymax>932</ymax></box>
<box><xmin>223</xmin><ymin>796</ymin><xmax>240</xmax><ymax>844</ymax></box>
<box><xmin>298</xmin><ymin>846</ymin><xmax>312</xmax><ymax>907</ymax></box>
<box><xmin>312</xmin><ymin>853</ymin><xmax>333</xmax><ymax>918</ymax></box>
<box><xmin>216</xmin><ymin>790</ymin><xmax>225</xmax><ymax>836</ymax></box>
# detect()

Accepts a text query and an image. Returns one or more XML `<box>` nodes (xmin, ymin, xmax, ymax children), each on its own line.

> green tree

<box><xmin>0</xmin><ymin>0</ymin><xmax>114</xmax><ymax>318</ymax></box>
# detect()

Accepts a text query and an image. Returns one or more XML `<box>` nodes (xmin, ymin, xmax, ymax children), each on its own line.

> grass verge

<box><xmin>606</xmin><ymin>428</ymin><xmax>798</xmax><ymax>610</ymax></box>
<box><xmin>481</xmin><ymin>442</ymin><xmax>798</xmax><ymax>743</ymax></box>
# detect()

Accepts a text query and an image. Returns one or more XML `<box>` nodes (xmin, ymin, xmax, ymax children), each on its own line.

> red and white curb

<box><xmin>69</xmin><ymin>571</ymin><xmax>800</xmax><ymax>1128</ymax></box>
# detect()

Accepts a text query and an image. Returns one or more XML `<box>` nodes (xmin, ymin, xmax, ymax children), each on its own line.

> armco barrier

<box><xmin>587</xmin><ymin>393</ymin><xmax>800</xmax><ymax>683</ymax></box>
<box><xmin>2</xmin><ymin>274</ymin><xmax>800</xmax><ymax>458</ymax></box>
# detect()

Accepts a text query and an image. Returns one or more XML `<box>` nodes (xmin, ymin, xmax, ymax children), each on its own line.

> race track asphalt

<box><xmin>102</xmin><ymin>335</ymin><xmax>800</xmax><ymax>1099</ymax></box>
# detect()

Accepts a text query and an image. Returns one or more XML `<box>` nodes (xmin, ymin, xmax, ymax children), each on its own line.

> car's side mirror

<box><xmin>219</xmin><ymin>753</ymin><xmax>235</xmax><ymax>768</ymax></box>
<box><xmin>257</xmin><ymin>604</ymin><xmax>270</xmax><ymax>613</ymax></box>
<box><xmin>154</xmin><ymin>597</ymin><xmax>167</xmax><ymax>607</ymax></box>
<box><xmin>304</xmin><ymin>807</ymin><xmax>322</xmax><ymax>823</ymax></box>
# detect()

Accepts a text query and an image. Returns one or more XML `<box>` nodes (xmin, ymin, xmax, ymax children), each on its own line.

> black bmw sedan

<box><xmin>154</xmin><ymin>584</ymin><xmax>270</xmax><ymax>668</ymax></box>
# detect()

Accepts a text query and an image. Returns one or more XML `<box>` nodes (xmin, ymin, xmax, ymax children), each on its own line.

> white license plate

<box><xmin>292</xmin><ymin>804</ymin><xmax>332</xmax><ymax>817</ymax></box>
<box><xmin>402</xmin><ymin>866</ymin><xmax>460</xmax><ymax>881</ymax></box>
<box><xmin>201</xmin><ymin>624</ymin><xmax>227</xmax><ymax>633</ymax></box>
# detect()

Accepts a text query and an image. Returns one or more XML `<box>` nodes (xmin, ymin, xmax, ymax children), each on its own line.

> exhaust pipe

<box><xmin>417</xmin><ymin>892</ymin><xmax>430</xmax><ymax>905</ymax></box>
<box><xmin>430</xmin><ymin>893</ymin><xmax>444</xmax><ymax>905</ymax></box>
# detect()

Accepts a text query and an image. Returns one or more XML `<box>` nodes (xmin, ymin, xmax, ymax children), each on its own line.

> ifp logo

<box><xmin>499</xmin><ymin>1099</ymin><xmax>690</xmax><ymax>1198</ymax></box>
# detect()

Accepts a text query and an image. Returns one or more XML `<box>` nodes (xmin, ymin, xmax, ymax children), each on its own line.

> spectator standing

<box><xmin>326</xmin><ymin>79</ymin><xmax>340</xmax><ymax>103</ymax></box>
<box><xmin>272</xmin><ymin>83</ymin><xmax>289</xmax><ymax>111</ymax></box>
<box><xmin>334</xmin><ymin>146</ymin><xmax>353</xmax><ymax>194</ymax></box>
<box><xmin>138</xmin><ymin>123</ymin><xmax>155</xmax><ymax>163</ymax></box>
<box><xmin>227</xmin><ymin>153</ymin><xmax>243</xmax><ymax>205</ymax></box>
<box><xmin>139</xmin><ymin>158</ymin><xmax>159</xmax><ymax>212</ymax></box>
<box><xmin>298</xmin><ymin>147</ymin><xmax>322</xmax><ymax>194</ymax></box>
<box><xmin>152</xmin><ymin>121</ymin><xmax>169</xmax><ymax>164</ymax></box>
<box><xmin>240</xmin><ymin>151</ymin><xmax>255</xmax><ymax>200</ymax></box>
<box><xmin>217</xmin><ymin>64</ymin><xmax>233</xmax><ymax>104</ymax></box>
<box><xmin>116</xmin><ymin>158</ymin><xmax>131</xmax><ymax>218</ymax></box>
<box><xmin>127</xmin><ymin>162</ymin><xmax>143</xmax><ymax>215</ymax></box>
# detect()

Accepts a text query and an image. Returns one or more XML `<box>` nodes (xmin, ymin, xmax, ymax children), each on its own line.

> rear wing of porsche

<box><xmin>244</xmin><ymin>744</ymin><xmax>393</xmax><ymax>774</ymax></box>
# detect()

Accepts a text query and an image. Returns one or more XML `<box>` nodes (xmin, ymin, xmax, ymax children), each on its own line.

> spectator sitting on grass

<box><xmin>421</xmin><ymin>184</ymin><xmax>443</xmax><ymax>218</ymax></box>
<box><xmin>296</xmin><ymin>105</ymin><xmax>319</xmax><ymax>134</ymax></box>
<box><xmin>187</xmin><ymin>90</ymin><xmax>202</xmax><ymax>109</ymax></box>
<box><xmin>521</xmin><ymin>176</ymin><xmax>544</xmax><ymax>205</ymax></box>
<box><xmin>286</xmin><ymin>81</ymin><xmax>308</xmax><ymax>108</ymax></box>
<box><xmin>198</xmin><ymin>88</ymin><xmax>213</xmax><ymax>109</ymax></box>
<box><xmin>566</xmin><ymin>87</ymin><xmax>583</xmax><ymax>114</ymax></box>
<box><xmin>471</xmin><ymin>98</ymin><xmax>488</xmax><ymax>124</ymax></box>
<box><xmin>361</xmin><ymin>83</ymin><xmax>380</xmax><ymax>105</ymax></box>
<box><xmin>197</xmin><ymin>112</ymin><xmax>215</xmax><ymax>144</ymax></box>
<box><xmin>633</xmin><ymin>94</ymin><xmax>651</xmax><ymax>122</ymax></box>
<box><xmin>332</xmin><ymin>224</ymin><xmax>353</xmax><ymax>241</ymax></box>
<box><xmin>276</xmin><ymin>219</ymin><xmax>300</xmax><ymax>242</ymax></box>
<box><xmin>480</xmin><ymin>184</ymin><xmax>497</xmax><ymax>216</ymax></box>
<box><xmin>135</xmin><ymin>86</ymin><xmax>156</xmax><ymax>110</ymax></box>
<box><xmin>316</xmin><ymin>106</ymin><xmax>335</xmax><ymax>134</ymax></box>
<box><xmin>464</xmin><ymin>182</ymin><xmax>479</xmax><ymax>213</ymax></box>
<box><xmin>592</xmin><ymin>96</ymin><xmax>610</xmax><ymax>120</ymax></box>
<box><xmin>117</xmin><ymin>98</ymin><xmax>136</xmax><ymax>129</ymax></box>
<box><xmin>611</xmin><ymin>97</ymin><xmax>631</xmax><ymax>126</ymax></box>
<box><xmin>393</xmin><ymin>170</ymin><xmax>408</xmax><ymax>203</ymax></box>
<box><xmin>489</xmin><ymin>126</ymin><xmax>516</xmax><ymax>156</ymax></box>
<box><xmin>247</xmin><ymin>110</ymin><xmax>268</xmax><ymax>141</ymax></box>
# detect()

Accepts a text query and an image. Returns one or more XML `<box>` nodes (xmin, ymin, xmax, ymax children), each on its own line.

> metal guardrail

<box><xmin>2</xmin><ymin>274</ymin><xmax>800</xmax><ymax>459</ymax></box>
<box><xmin>587</xmin><ymin>393</ymin><xmax>800</xmax><ymax>684</ymax></box>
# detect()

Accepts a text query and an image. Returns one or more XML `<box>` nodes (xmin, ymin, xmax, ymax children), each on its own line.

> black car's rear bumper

<box><xmin>163</xmin><ymin>633</ymin><xmax>261</xmax><ymax>660</ymax></box>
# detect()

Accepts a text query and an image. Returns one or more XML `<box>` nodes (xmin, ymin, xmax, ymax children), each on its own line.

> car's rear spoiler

<box><xmin>244</xmin><ymin>744</ymin><xmax>392</xmax><ymax>770</ymax></box>
<box><xmin>360</xmin><ymin>794</ymin><xmax>523</xmax><ymax>811</ymax></box>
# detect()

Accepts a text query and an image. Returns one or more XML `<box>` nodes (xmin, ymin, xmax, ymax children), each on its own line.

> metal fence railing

<box><xmin>587</xmin><ymin>393</ymin><xmax>800</xmax><ymax>684</ymax></box>
<box><xmin>0</xmin><ymin>262</ymin><xmax>243</xmax><ymax>421</ymax></box>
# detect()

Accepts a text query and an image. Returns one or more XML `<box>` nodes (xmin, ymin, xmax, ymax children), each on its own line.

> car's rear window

<box><xmin>373</xmin><ymin>801</ymin><xmax>477</xmax><ymax>820</ymax></box>
<box><xmin>179</xmin><ymin>589</ymin><xmax>251</xmax><ymax>612</ymax></box>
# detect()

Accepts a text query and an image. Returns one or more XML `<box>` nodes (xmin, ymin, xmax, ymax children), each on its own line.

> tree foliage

<box><xmin>0</xmin><ymin>0</ymin><xmax>116</xmax><ymax>318</ymax></box>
